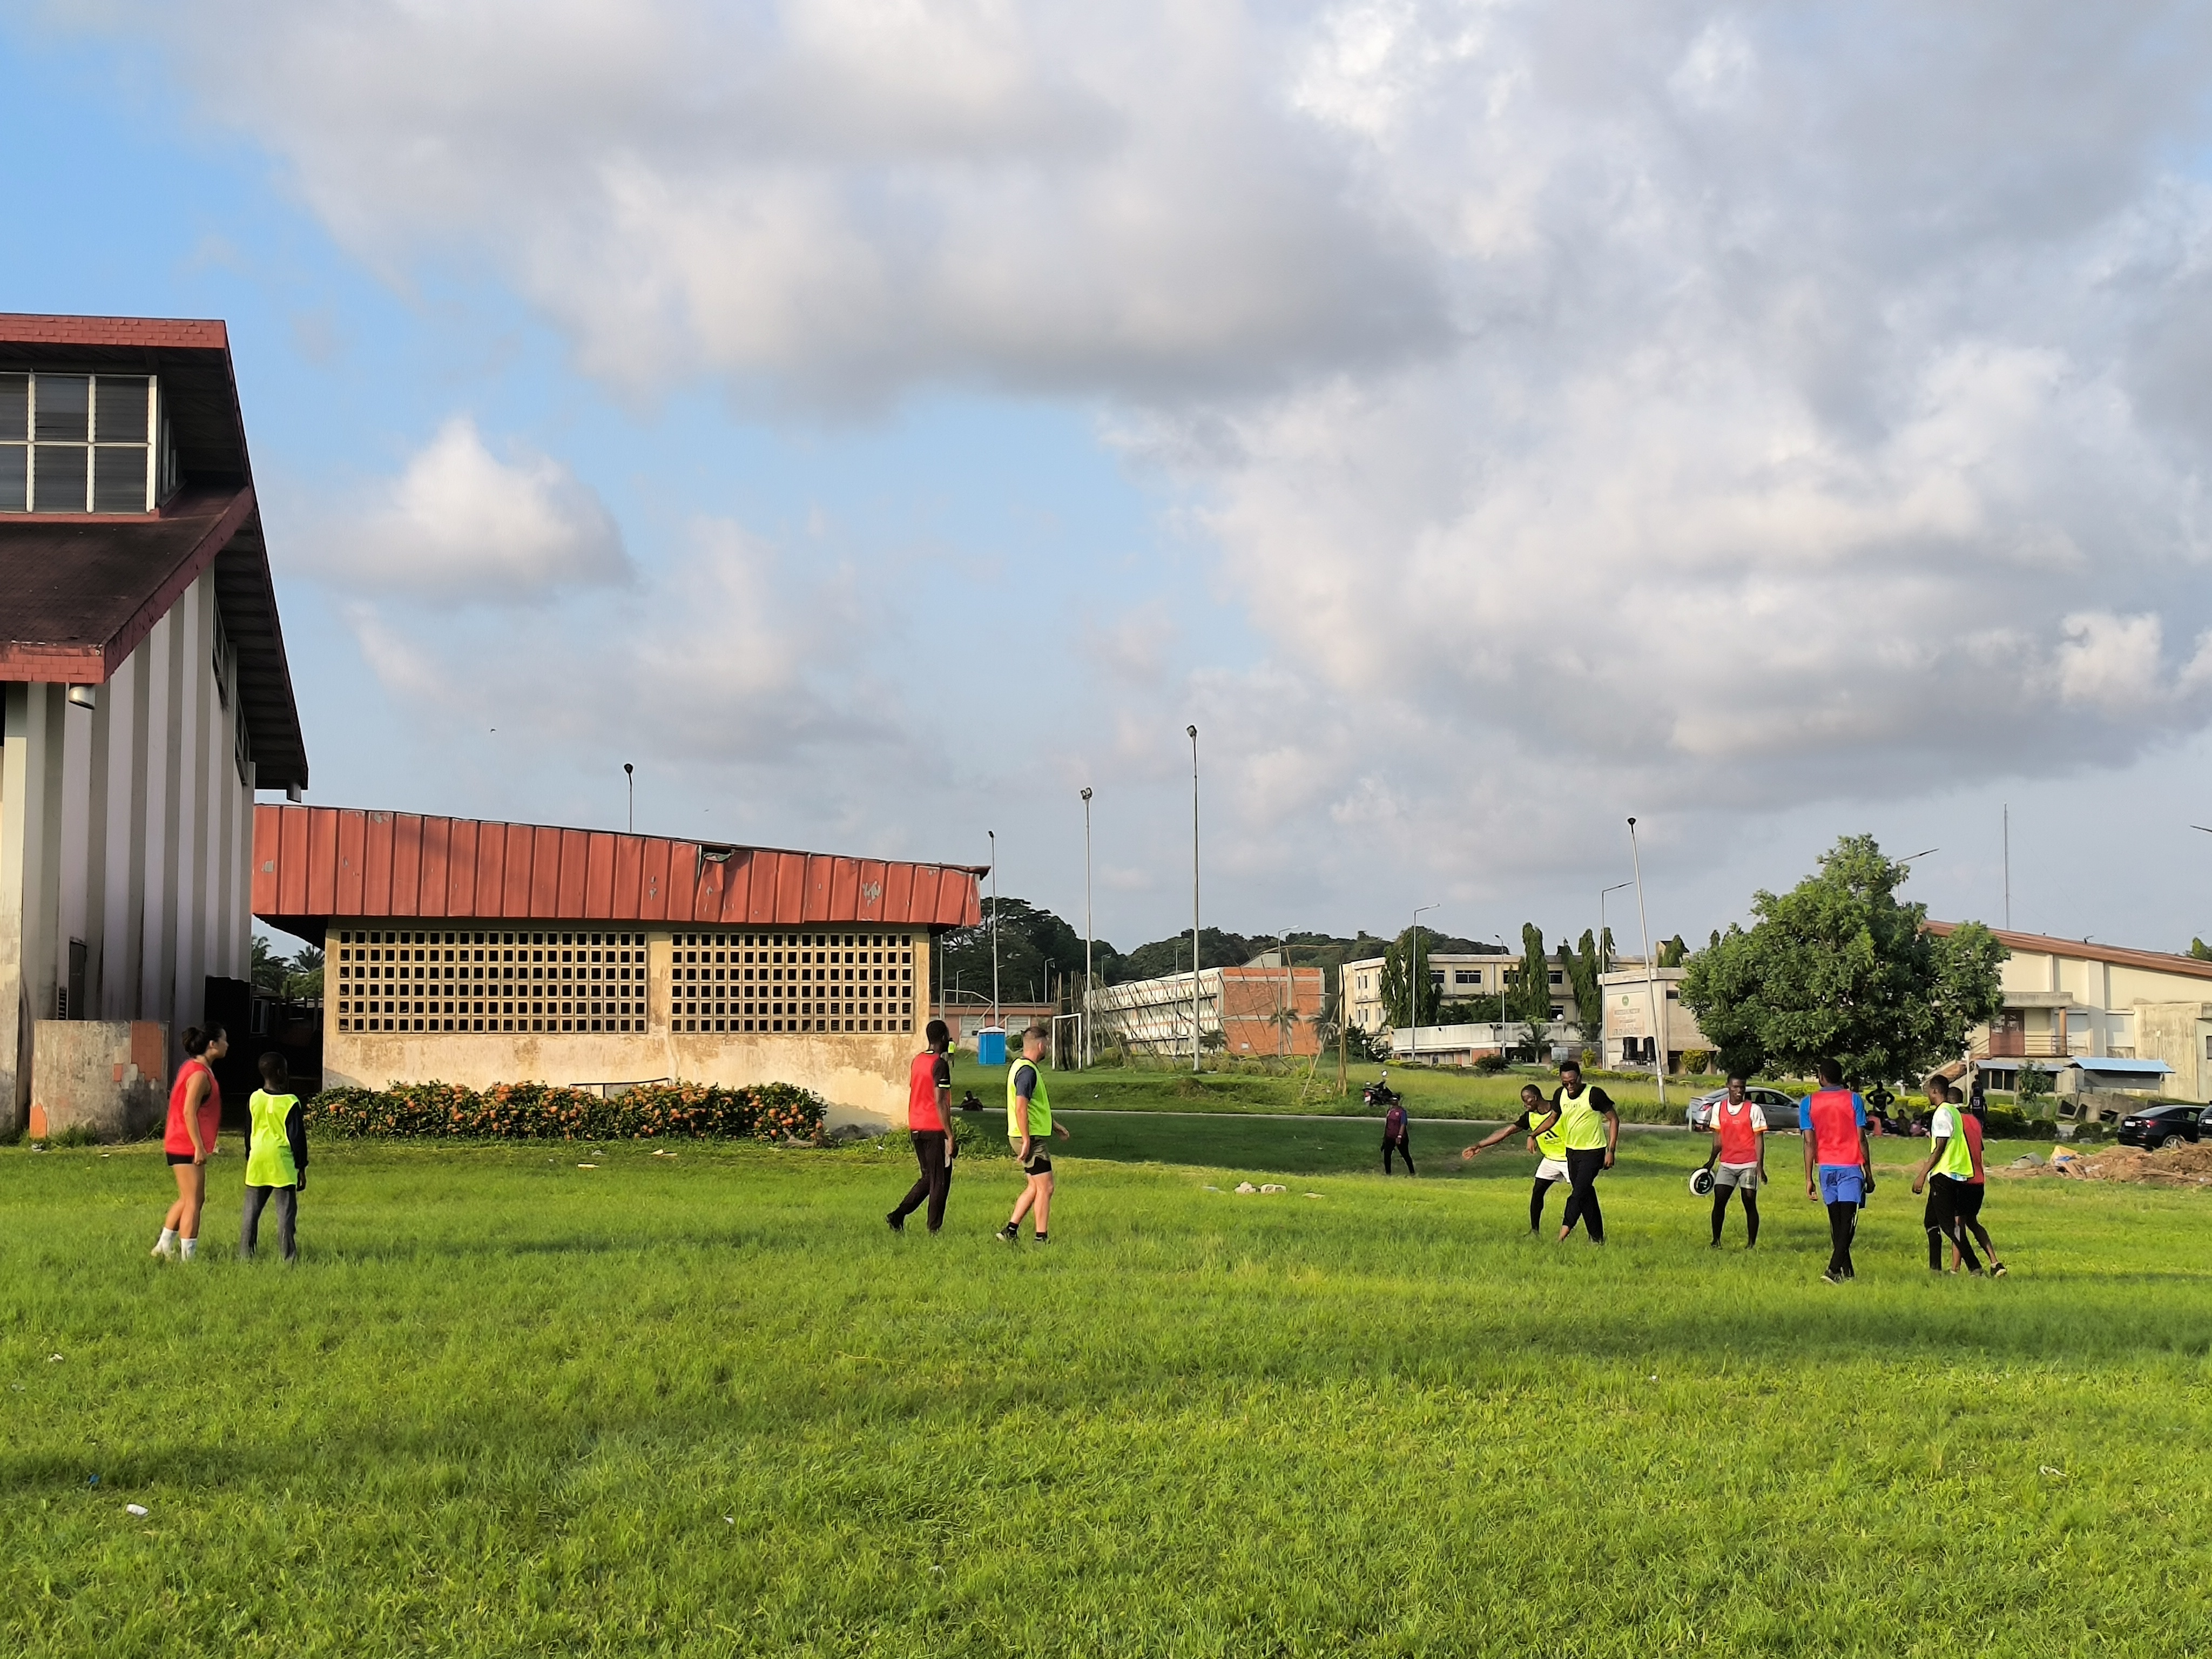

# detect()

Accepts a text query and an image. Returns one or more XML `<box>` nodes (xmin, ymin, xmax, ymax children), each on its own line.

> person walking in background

<box><xmin>888</xmin><ymin>1019</ymin><xmax>957</xmax><ymax>1233</ymax></box>
<box><xmin>999</xmin><ymin>1025</ymin><xmax>1070</xmax><ymax>1244</ymax></box>
<box><xmin>1914</xmin><ymin>1078</ymin><xmax>2004</xmax><ymax>1276</ymax></box>
<box><xmin>154</xmin><ymin>1025</ymin><xmax>228</xmax><ymax>1262</ymax></box>
<box><xmin>1461</xmin><ymin>1083</ymin><xmax>1567</xmax><ymax>1231</ymax></box>
<box><xmin>1799</xmin><ymin>1060</ymin><xmax>1873</xmax><ymax>1284</ymax></box>
<box><xmin>240</xmin><ymin>1052</ymin><xmax>308</xmax><ymax>1264</ymax></box>
<box><xmin>1550</xmin><ymin>1060</ymin><xmax>1620</xmax><ymax>1245</ymax></box>
<box><xmin>1704</xmin><ymin>1073</ymin><xmax>1767</xmax><ymax>1247</ymax></box>
<box><xmin>1943</xmin><ymin>1077</ymin><xmax>2004</xmax><ymax>1274</ymax></box>
<box><xmin>1967</xmin><ymin>1071</ymin><xmax>1988</xmax><ymax>1118</ymax></box>
<box><xmin>1382</xmin><ymin>1097</ymin><xmax>1414</xmax><ymax>1175</ymax></box>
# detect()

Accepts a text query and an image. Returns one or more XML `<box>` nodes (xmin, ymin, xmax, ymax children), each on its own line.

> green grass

<box><xmin>6</xmin><ymin>1127</ymin><xmax>2211</xmax><ymax>1657</ymax></box>
<box><xmin>952</xmin><ymin>1052</ymin><xmax>1692</xmax><ymax>1120</ymax></box>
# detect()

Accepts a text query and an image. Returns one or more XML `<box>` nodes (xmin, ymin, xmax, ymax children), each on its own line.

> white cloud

<box><xmin>308</xmin><ymin>417</ymin><xmax>629</xmax><ymax>601</ymax></box>
<box><xmin>98</xmin><ymin>0</ymin><xmax>2212</xmax><ymax>915</ymax></box>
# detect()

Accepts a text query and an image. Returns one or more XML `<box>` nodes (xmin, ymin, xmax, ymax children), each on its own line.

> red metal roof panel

<box><xmin>251</xmin><ymin>805</ymin><xmax>983</xmax><ymax>936</ymax></box>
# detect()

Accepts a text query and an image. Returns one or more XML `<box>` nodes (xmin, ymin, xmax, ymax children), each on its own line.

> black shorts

<box><xmin>166</xmin><ymin>1151</ymin><xmax>200</xmax><ymax>1166</ymax></box>
<box><xmin>1016</xmin><ymin>1147</ymin><xmax>1054</xmax><ymax>1176</ymax></box>
<box><xmin>1952</xmin><ymin>1183</ymin><xmax>1986</xmax><ymax>1222</ymax></box>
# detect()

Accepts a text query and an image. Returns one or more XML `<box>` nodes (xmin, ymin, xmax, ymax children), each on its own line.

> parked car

<box><xmin>2116</xmin><ymin>1103</ymin><xmax>2203</xmax><ymax>1150</ymax></box>
<box><xmin>1685</xmin><ymin>1085</ymin><xmax>1801</xmax><ymax>1134</ymax></box>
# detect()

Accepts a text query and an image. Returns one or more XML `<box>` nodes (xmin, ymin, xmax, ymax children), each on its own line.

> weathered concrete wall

<box><xmin>29</xmin><ymin>1020</ymin><xmax>167</xmax><ymax>1140</ymax></box>
<box><xmin>322</xmin><ymin>1029</ymin><xmax>912</xmax><ymax>1130</ymax></box>
<box><xmin>2135</xmin><ymin>1001</ymin><xmax>2212</xmax><ymax>1103</ymax></box>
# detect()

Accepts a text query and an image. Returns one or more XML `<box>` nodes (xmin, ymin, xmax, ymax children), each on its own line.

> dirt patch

<box><xmin>2000</xmin><ymin>1142</ymin><xmax>2212</xmax><ymax>1188</ymax></box>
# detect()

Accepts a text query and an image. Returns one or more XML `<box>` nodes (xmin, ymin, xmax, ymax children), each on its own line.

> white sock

<box><xmin>156</xmin><ymin>1228</ymin><xmax>177</xmax><ymax>1253</ymax></box>
<box><xmin>180</xmin><ymin>1237</ymin><xmax>198</xmax><ymax>1260</ymax></box>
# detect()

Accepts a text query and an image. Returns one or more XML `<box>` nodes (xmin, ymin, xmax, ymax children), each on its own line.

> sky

<box><xmin>7</xmin><ymin>1</ymin><xmax>2212</xmax><ymax>959</ymax></box>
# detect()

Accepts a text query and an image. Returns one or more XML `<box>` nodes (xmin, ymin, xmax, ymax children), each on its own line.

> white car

<box><xmin>1684</xmin><ymin>1085</ymin><xmax>1800</xmax><ymax>1133</ymax></box>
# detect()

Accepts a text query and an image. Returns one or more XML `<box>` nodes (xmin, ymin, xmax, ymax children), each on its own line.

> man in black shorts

<box><xmin>997</xmin><ymin>1024</ymin><xmax>1070</xmax><ymax>1244</ymax></box>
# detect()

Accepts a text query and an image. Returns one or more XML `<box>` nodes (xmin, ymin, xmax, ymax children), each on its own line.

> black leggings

<box><xmin>1710</xmin><ymin>1184</ymin><xmax>1759</xmax><ymax>1245</ymax></box>
<box><xmin>1560</xmin><ymin>1148</ymin><xmax>1607</xmax><ymax>1242</ymax></box>
<box><xmin>1382</xmin><ymin>1134</ymin><xmax>1413</xmax><ymax>1175</ymax></box>
<box><xmin>1529</xmin><ymin>1176</ymin><xmax>1559</xmax><ymax>1232</ymax></box>
<box><xmin>1825</xmin><ymin>1201</ymin><xmax>1858</xmax><ymax>1278</ymax></box>
<box><xmin>1924</xmin><ymin>1177</ymin><xmax>1984</xmax><ymax>1272</ymax></box>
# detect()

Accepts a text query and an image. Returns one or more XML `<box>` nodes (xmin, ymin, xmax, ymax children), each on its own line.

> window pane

<box><xmin>0</xmin><ymin>375</ymin><xmax>25</xmax><ymax>442</ymax></box>
<box><xmin>33</xmin><ymin>375</ymin><xmax>89</xmax><ymax>442</ymax></box>
<box><xmin>92</xmin><ymin>444</ymin><xmax>147</xmax><ymax>512</ymax></box>
<box><xmin>0</xmin><ymin>444</ymin><xmax>24</xmax><ymax>512</ymax></box>
<box><xmin>94</xmin><ymin>376</ymin><xmax>149</xmax><ymax>443</ymax></box>
<box><xmin>32</xmin><ymin>444</ymin><xmax>86</xmax><ymax>512</ymax></box>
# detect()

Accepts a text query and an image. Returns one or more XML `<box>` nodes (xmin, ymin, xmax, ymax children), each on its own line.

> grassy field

<box><xmin>951</xmin><ymin>1053</ymin><xmax>1695</xmax><ymax>1121</ymax></box>
<box><xmin>6</xmin><ymin>1125</ymin><xmax>2210</xmax><ymax>1657</ymax></box>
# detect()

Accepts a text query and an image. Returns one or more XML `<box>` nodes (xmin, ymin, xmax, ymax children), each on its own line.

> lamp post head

<box><xmin>1081</xmin><ymin>787</ymin><xmax>1092</xmax><ymax>802</ymax></box>
<box><xmin>1627</xmin><ymin>815</ymin><xmax>1637</xmax><ymax>828</ymax></box>
<box><xmin>1187</xmin><ymin>725</ymin><xmax>1198</xmax><ymax>739</ymax></box>
<box><xmin>623</xmin><ymin>763</ymin><xmax>633</xmax><ymax>778</ymax></box>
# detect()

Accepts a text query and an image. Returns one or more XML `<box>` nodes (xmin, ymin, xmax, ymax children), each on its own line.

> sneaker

<box><xmin>1990</xmin><ymin>1262</ymin><xmax>2008</xmax><ymax>1277</ymax></box>
<box><xmin>1820</xmin><ymin>1269</ymin><xmax>1845</xmax><ymax>1285</ymax></box>
<box><xmin>995</xmin><ymin>1226</ymin><xmax>1019</xmax><ymax>1243</ymax></box>
<box><xmin>885</xmin><ymin>1211</ymin><xmax>904</xmax><ymax>1233</ymax></box>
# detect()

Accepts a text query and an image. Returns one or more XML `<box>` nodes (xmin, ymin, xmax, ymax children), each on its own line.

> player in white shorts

<box><xmin>1703</xmin><ymin>1072</ymin><xmax>1767</xmax><ymax>1247</ymax></box>
<box><xmin>1462</xmin><ymin>1083</ymin><xmax>1568</xmax><ymax>1232</ymax></box>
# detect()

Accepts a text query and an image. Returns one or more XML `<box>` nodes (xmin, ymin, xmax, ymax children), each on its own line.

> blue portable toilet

<box><xmin>977</xmin><ymin>1027</ymin><xmax>1008</xmax><ymax>1068</ymax></box>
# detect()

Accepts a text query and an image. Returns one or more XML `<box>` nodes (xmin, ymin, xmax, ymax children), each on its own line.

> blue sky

<box><xmin>8</xmin><ymin>3</ymin><xmax>2212</xmax><ymax>959</ymax></box>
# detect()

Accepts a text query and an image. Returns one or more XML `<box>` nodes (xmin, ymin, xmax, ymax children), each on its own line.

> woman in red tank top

<box><xmin>153</xmin><ymin>1025</ymin><xmax>228</xmax><ymax>1262</ymax></box>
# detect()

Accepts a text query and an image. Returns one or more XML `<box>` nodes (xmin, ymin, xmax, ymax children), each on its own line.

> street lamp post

<box><xmin>1411</xmin><ymin>903</ymin><xmax>1439</xmax><ymax>1068</ymax></box>
<box><xmin>1627</xmin><ymin>817</ymin><xmax>1665</xmax><ymax>1110</ymax></box>
<box><xmin>1599</xmin><ymin>881</ymin><xmax>1630</xmax><ymax>975</ymax></box>
<box><xmin>1081</xmin><ymin>787</ymin><xmax>1094</xmax><ymax>1069</ymax></box>
<box><xmin>1493</xmin><ymin>932</ymin><xmax>1510</xmax><ymax>1058</ymax></box>
<box><xmin>988</xmin><ymin>829</ymin><xmax>1000</xmax><ymax>1031</ymax></box>
<box><xmin>1189</xmin><ymin>725</ymin><xmax>1200</xmax><ymax>1074</ymax></box>
<box><xmin>624</xmin><ymin>763</ymin><xmax>634</xmax><ymax>833</ymax></box>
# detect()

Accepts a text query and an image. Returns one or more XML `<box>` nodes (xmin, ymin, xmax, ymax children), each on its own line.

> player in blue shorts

<box><xmin>1799</xmin><ymin>1058</ymin><xmax>1873</xmax><ymax>1284</ymax></box>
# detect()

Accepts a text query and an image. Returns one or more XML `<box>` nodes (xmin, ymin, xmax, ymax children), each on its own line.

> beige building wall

<box><xmin>1345</xmin><ymin>953</ymin><xmax>1517</xmax><ymax>1034</ymax></box>
<box><xmin>322</xmin><ymin>922</ymin><xmax>933</xmax><ymax>1128</ymax></box>
<box><xmin>1969</xmin><ymin>933</ymin><xmax>2212</xmax><ymax>1103</ymax></box>
<box><xmin>1600</xmin><ymin>967</ymin><xmax>1710</xmax><ymax>1071</ymax></box>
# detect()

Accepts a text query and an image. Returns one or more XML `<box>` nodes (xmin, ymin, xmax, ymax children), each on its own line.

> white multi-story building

<box><xmin>1344</xmin><ymin>951</ymin><xmax>1569</xmax><ymax>1034</ymax></box>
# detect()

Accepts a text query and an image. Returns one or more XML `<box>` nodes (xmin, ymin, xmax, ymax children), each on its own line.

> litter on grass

<box><xmin>1235</xmin><ymin>1182</ymin><xmax>1258</xmax><ymax>1193</ymax></box>
<box><xmin>125</xmin><ymin>1503</ymin><xmax>149</xmax><ymax>1517</ymax></box>
<box><xmin>2000</xmin><ymin>1142</ymin><xmax>2212</xmax><ymax>1187</ymax></box>
<box><xmin>1259</xmin><ymin>1184</ymin><xmax>1286</xmax><ymax>1193</ymax></box>
<box><xmin>576</xmin><ymin>1163</ymin><xmax>598</xmax><ymax>1169</ymax></box>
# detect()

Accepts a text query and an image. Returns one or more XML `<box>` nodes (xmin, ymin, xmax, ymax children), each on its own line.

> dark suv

<box><xmin>2116</xmin><ymin>1103</ymin><xmax>2202</xmax><ymax>1150</ymax></box>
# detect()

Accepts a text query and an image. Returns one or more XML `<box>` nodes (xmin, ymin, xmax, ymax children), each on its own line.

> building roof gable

<box><xmin>1924</xmin><ymin>921</ymin><xmax>2212</xmax><ymax>984</ymax></box>
<box><xmin>0</xmin><ymin>314</ymin><xmax>306</xmax><ymax>788</ymax></box>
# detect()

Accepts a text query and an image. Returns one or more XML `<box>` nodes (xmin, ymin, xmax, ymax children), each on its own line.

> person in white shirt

<box><xmin>1703</xmin><ymin>1073</ymin><xmax>1768</xmax><ymax>1247</ymax></box>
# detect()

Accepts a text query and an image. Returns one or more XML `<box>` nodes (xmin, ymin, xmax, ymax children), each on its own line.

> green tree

<box><xmin>1657</xmin><ymin>934</ymin><xmax>1689</xmax><ymax>969</ymax></box>
<box><xmin>1115</xmin><ymin>926</ymin><xmax>1252</xmax><ymax>983</ymax></box>
<box><xmin>2192</xmin><ymin>938</ymin><xmax>2212</xmax><ymax>962</ymax></box>
<box><xmin>1566</xmin><ymin>930</ymin><xmax>1604</xmax><ymax>1031</ymax></box>
<box><xmin>249</xmin><ymin>934</ymin><xmax>289</xmax><ymax>995</ymax></box>
<box><xmin>1509</xmin><ymin>922</ymin><xmax>1552</xmax><ymax>1021</ymax></box>
<box><xmin>286</xmin><ymin>946</ymin><xmax>325</xmax><ymax>1000</ymax></box>
<box><xmin>1678</xmin><ymin>834</ymin><xmax>2008</xmax><ymax>1084</ymax></box>
<box><xmin>1380</xmin><ymin>928</ymin><xmax>1445</xmax><ymax>1027</ymax></box>
<box><xmin>935</xmin><ymin>898</ymin><xmax>1108</xmax><ymax>1008</ymax></box>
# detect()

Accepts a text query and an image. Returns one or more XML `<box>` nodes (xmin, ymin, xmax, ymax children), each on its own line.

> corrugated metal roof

<box><xmin>253</xmin><ymin>804</ymin><xmax>984</xmax><ymax>939</ymax></box>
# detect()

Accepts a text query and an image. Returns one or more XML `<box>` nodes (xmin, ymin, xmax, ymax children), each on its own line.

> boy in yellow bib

<box><xmin>241</xmin><ymin>1051</ymin><xmax>308</xmax><ymax>1263</ymax></box>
